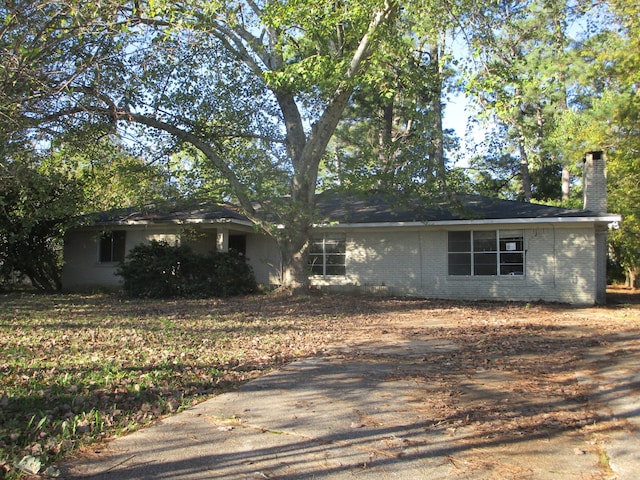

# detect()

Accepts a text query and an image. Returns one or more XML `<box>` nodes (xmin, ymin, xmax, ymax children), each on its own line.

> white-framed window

<box><xmin>99</xmin><ymin>230</ymin><xmax>126</xmax><ymax>263</ymax></box>
<box><xmin>448</xmin><ymin>230</ymin><xmax>524</xmax><ymax>276</ymax></box>
<box><xmin>308</xmin><ymin>234</ymin><xmax>346</xmax><ymax>276</ymax></box>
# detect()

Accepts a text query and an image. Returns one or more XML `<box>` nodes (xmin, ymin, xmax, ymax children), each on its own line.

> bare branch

<box><xmin>111</xmin><ymin>108</ymin><xmax>257</xmax><ymax>216</ymax></box>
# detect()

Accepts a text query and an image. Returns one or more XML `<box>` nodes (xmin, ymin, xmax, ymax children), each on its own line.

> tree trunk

<box><xmin>516</xmin><ymin>125</ymin><xmax>532</xmax><ymax>202</ymax></box>
<box><xmin>15</xmin><ymin>240</ymin><xmax>62</xmax><ymax>293</ymax></box>
<box><xmin>277</xmin><ymin>207</ymin><xmax>313</xmax><ymax>293</ymax></box>
<box><xmin>626</xmin><ymin>266</ymin><xmax>640</xmax><ymax>289</ymax></box>
<box><xmin>275</xmin><ymin>87</ymin><xmax>355</xmax><ymax>291</ymax></box>
<box><xmin>111</xmin><ymin>4</ymin><xmax>397</xmax><ymax>295</ymax></box>
<box><xmin>378</xmin><ymin>100</ymin><xmax>394</xmax><ymax>187</ymax></box>
<box><xmin>553</xmin><ymin>3</ymin><xmax>571</xmax><ymax>204</ymax></box>
<box><xmin>24</xmin><ymin>263</ymin><xmax>62</xmax><ymax>293</ymax></box>
<box><xmin>280</xmin><ymin>242</ymin><xmax>311</xmax><ymax>293</ymax></box>
<box><xmin>562</xmin><ymin>165</ymin><xmax>570</xmax><ymax>201</ymax></box>
<box><xmin>430</xmin><ymin>39</ymin><xmax>447</xmax><ymax>191</ymax></box>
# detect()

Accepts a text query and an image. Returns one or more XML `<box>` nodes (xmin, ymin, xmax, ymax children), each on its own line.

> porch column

<box><xmin>217</xmin><ymin>228</ymin><xmax>229</xmax><ymax>253</ymax></box>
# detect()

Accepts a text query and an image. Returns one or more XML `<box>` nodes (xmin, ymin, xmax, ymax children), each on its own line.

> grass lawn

<box><xmin>0</xmin><ymin>292</ymin><xmax>353</xmax><ymax>478</ymax></box>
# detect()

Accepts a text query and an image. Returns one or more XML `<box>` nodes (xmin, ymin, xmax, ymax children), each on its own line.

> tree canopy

<box><xmin>3</xmin><ymin>0</ymin><xmax>463</xmax><ymax>290</ymax></box>
<box><xmin>2</xmin><ymin>0</ymin><xmax>638</xmax><ymax>289</ymax></box>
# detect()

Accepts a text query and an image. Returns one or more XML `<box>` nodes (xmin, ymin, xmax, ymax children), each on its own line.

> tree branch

<box><xmin>294</xmin><ymin>1</ymin><xmax>399</xmax><ymax>202</ymax></box>
<box><xmin>346</xmin><ymin>0</ymin><xmax>397</xmax><ymax>79</ymax></box>
<box><xmin>120</xmin><ymin>110</ymin><xmax>256</xmax><ymax>214</ymax></box>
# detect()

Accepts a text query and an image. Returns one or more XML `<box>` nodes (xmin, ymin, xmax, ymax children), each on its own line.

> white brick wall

<box><xmin>64</xmin><ymin>222</ymin><xmax>603</xmax><ymax>304</ymax></box>
<box><xmin>245</xmin><ymin>234</ymin><xmax>281</xmax><ymax>285</ymax></box>
<box><xmin>311</xmin><ymin>225</ymin><xmax>600</xmax><ymax>305</ymax></box>
<box><xmin>583</xmin><ymin>151</ymin><xmax>607</xmax><ymax>214</ymax></box>
<box><xmin>62</xmin><ymin>227</ymin><xmax>188</xmax><ymax>290</ymax></box>
<box><xmin>62</xmin><ymin>229</ymin><xmax>126</xmax><ymax>289</ymax></box>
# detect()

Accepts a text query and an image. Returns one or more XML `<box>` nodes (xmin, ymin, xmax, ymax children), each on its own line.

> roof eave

<box><xmin>313</xmin><ymin>214</ymin><xmax>622</xmax><ymax>229</ymax></box>
<box><xmin>90</xmin><ymin>218</ymin><xmax>255</xmax><ymax>228</ymax></box>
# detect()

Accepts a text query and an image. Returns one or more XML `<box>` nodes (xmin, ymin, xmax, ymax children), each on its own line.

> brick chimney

<box><xmin>583</xmin><ymin>151</ymin><xmax>607</xmax><ymax>214</ymax></box>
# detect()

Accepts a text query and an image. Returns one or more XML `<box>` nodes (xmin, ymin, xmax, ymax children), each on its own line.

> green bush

<box><xmin>116</xmin><ymin>241</ymin><xmax>257</xmax><ymax>298</ymax></box>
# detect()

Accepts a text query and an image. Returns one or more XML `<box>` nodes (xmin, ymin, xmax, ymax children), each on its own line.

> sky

<box><xmin>442</xmin><ymin>91</ymin><xmax>485</xmax><ymax>168</ymax></box>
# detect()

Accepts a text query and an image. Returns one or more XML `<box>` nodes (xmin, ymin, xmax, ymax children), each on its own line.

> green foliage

<box><xmin>0</xmin><ymin>155</ymin><xmax>84</xmax><ymax>292</ymax></box>
<box><xmin>549</xmin><ymin>0</ymin><xmax>640</xmax><ymax>284</ymax></box>
<box><xmin>608</xmin><ymin>147</ymin><xmax>640</xmax><ymax>285</ymax></box>
<box><xmin>0</xmin><ymin>0</ymin><xmax>126</xmax><ymax>137</ymax></box>
<box><xmin>0</xmin><ymin>132</ymin><xmax>178</xmax><ymax>292</ymax></box>
<box><xmin>468</xmin><ymin>152</ymin><xmax>521</xmax><ymax>200</ymax></box>
<box><xmin>49</xmin><ymin>133</ymin><xmax>180</xmax><ymax>213</ymax></box>
<box><xmin>323</xmin><ymin>29</ymin><xmax>462</xmax><ymax>195</ymax></box>
<box><xmin>116</xmin><ymin>241</ymin><xmax>257</xmax><ymax>298</ymax></box>
<box><xmin>463</xmin><ymin>0</ymin><xmax>580</xmax><ymax>201</ymax></box>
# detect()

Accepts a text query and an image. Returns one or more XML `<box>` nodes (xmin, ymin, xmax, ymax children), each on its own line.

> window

<box><xmin>308</xmin><ymin>234</ymin><xmax>346</xmax><ymax>276</ymax></box>
<box><xmin>448</xmin><ymin>231</ymin><xmax>472</xmax><ymax>275</ymax></box>
<box><xmin>99</xmin><ymin>231</ymin><xmax>126</xmax><ymax>263</ymax></box>
<box><xmin>448</xmin><ymin>230</ymin><xmax>524</xmax><ymax>276</ymax></box>
<box><xmin>499</xmin><ymin>231</ymin><xmax>525</xmax><ymax>275</ymax></box>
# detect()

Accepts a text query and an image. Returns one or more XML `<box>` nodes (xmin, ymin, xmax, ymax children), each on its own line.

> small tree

<box><xmin>0</xmin><ymin>156</ymin><xmax>83</xmax><ymax>292</ymax></box>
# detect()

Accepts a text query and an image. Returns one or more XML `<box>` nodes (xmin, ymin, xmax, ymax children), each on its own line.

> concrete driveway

<box><xmin>62</xmin><ymin>311</ymin><xmax>640</xmax><ymax>480</ymax></box>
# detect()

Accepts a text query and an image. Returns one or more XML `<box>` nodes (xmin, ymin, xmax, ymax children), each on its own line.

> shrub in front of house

<box><xmin>116</xmin><ymin>240</ymin><xmax>257</xmax><ymax>298</ymax></box>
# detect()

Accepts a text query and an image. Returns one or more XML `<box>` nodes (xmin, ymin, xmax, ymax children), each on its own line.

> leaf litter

<box><xmin>1</xmin><ymin>290</ymin><xmax>639</xmax><ymax>479</ymax></box>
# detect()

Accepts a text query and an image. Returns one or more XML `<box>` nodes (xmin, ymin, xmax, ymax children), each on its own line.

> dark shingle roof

<box><xmin>84</xmin><ymin>203</ymin><xmax>248</xmax><ymax>225</ymax></box>
<box><xmin>84</xmin><ymin>193</ymin><xmax>601</xmax><ymax>227</ymax></box>
<box><xmin>314</xmin><ymin>192</ymin><xmax>593</xmax><ymax>224</ymax></box>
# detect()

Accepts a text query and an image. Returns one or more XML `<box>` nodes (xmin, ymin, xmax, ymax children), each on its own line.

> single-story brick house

<box><xmin>62</xmin><ymin>153</ymin><xmax>620</xmax><ymax>304</ymax></box>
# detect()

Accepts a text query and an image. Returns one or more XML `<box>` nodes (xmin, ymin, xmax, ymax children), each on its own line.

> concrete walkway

<box><xmin>62</xmin><ymin>327</ymin><xmax>640</xmax><ymax>479</ymax></box>
<box><xmin>577</xmin><ymin>332</ymin><xmax>640</xmax><ymax>480</ymax></box>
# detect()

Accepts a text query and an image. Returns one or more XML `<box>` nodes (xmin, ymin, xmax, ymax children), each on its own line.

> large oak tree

<box><xmin>3</xmin><ymin>0</ymin><xmax>460</xmax><ymax>291</ymax></box>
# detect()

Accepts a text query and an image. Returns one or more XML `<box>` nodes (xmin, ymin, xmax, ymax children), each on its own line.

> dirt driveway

<box><xmin>64</xmin><ymin>290</ymin><xmax>640</xmax><ymax>479</ymax></box>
